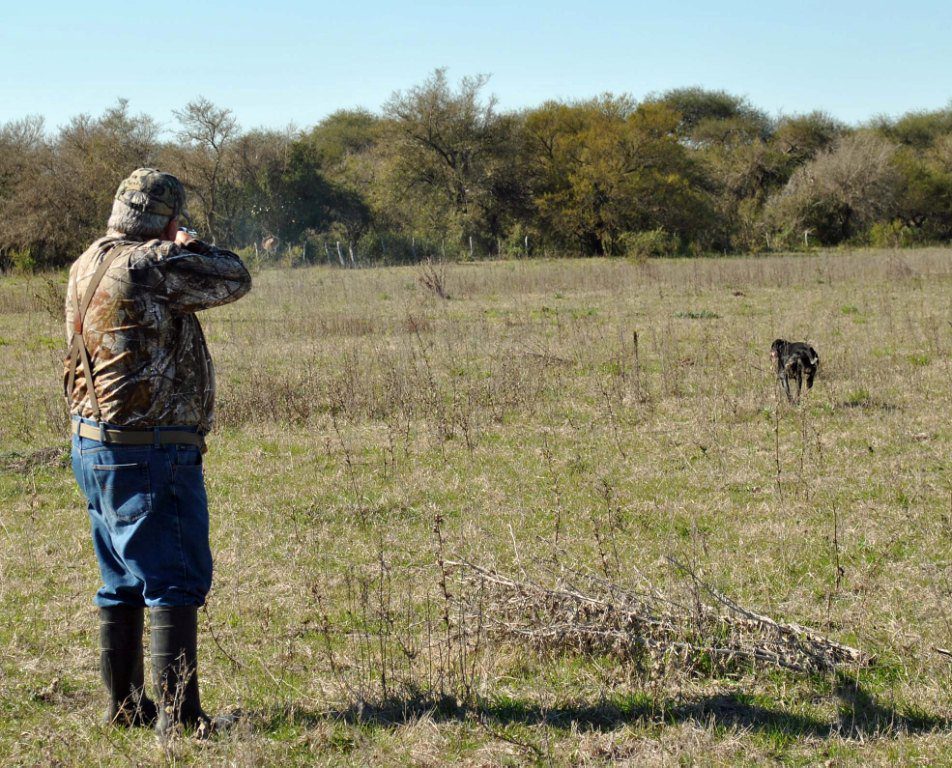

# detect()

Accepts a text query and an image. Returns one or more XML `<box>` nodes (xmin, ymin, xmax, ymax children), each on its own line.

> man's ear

<box><xmin>161</xmin><ymin>217</ymin><xmax>179</xmax><ymax>242</ymax></box>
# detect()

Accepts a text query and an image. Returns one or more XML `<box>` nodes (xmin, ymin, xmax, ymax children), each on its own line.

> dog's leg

<box><xmin>780</xmin><ymin>370</ymin><xmax>792</xmax><ymax>403</ymax></box>
<box><xmin>806</xmin><ymin>347</ymin><xmax>818</xmax><ymax>391</ymax></box>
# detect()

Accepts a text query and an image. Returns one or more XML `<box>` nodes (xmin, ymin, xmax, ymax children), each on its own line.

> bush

<box><xmin>234</xmin><ymin>246</ymin><xmax>264</xmax><ymax>273</ymax></box>
<box><xmin>500</xmin><ymin>224</ymin><xmax>534</xmax><ymax>258</ymax></box>
<box><xmin>618</xmin><ymin>229</ymin><xmax>679</xmax><ymax>261</ymax></box>
<box><xmin>867</xmin><ymin>220</ymin><xmax>929</xmax><ymax>248</ymax></box>
<box><xmin>766</xmin><ymin>133</ymin><xmax>900</xmax><ymax>245</ymax></box>
<box><xmin>9</xmin><ymin>248</ymin><xmax>38</xmax><ymax>273</ymax></box>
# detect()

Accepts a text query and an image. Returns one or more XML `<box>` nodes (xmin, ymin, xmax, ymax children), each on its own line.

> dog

<box><xmin>771</xmin><ymin>339</ymin><xmax>819</xmax><ymax>403</ymax></box>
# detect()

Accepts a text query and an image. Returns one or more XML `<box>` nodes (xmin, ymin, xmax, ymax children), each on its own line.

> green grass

<box><xmin>0</xmin><ymin>247</ymin><xmax>950</xmax><ymax>765</ymax></box>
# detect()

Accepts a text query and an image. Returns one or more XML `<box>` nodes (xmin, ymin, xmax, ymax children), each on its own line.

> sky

<box><xmin>2</xmin><ymin>0</ymin><xmax>950</xmax><ymax>134</ymax></box>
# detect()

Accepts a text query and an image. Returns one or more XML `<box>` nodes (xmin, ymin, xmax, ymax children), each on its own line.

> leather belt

<box><xmin>71</xmin><ymin>420</ymin><xmax>206</xmax><ymax>452</ymax></box>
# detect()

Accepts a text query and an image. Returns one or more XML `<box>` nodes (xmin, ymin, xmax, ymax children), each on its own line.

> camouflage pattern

<box><xmin>114</xmin><ymin>168</ymin><xmax>188</xmax><ymax>220</ymax></box>
<box><xmin>64</xmin><ymin>235</ymin><xmax>251</xmax><ymax>431</ymax></box>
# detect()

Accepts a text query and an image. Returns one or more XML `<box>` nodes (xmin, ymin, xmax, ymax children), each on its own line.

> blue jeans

<box><xmin>71</xmin><ymin>416</ymin><xmax>213</xmax><ymax>608</ymax></box>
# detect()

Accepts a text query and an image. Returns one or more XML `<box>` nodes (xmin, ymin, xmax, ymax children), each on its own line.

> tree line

<box><xmin>2</xmin><ymin>69</ymin><xmax>951</xmax><ymax>270</ymax></box>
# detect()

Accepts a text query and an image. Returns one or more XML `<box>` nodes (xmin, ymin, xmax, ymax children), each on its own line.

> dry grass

<box><xmin>0</xmin><ymin>247</ymin><xmax>950</xmax><ymax>766</ymax></box>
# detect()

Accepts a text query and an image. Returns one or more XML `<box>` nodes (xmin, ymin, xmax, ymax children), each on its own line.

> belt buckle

<box><xmin>98</xmin><ymin>422</ymin><xmax>108</xmax><ymax>444</ymax></box>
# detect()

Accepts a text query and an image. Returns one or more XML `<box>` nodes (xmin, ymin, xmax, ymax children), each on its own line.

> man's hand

<box><xmin>175</xmin><ymin>228</ymin><xmax>197</xmax><ymax>248</ymax></box>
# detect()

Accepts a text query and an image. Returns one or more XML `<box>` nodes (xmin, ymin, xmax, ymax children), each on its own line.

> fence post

<box><xmin>632</xmin><ymin>329</ymin><xmax>641</xmax><ymax>400</ymax></box>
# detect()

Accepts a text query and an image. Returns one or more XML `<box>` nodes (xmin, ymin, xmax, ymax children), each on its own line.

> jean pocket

<box><xmin>92</xmin><ymin>462</ymin><xmax>153</xmax><ymax>524</ymax></box>
<box><xmin>173</xmin><ymin>445</ymin><xmax>203</xmax><ymax>468</ymax></box>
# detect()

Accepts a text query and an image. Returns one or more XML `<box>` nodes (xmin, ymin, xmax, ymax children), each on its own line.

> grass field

<box><xmin>0</xmin><ymin>248</ymin><xmax>949</xmax><ymax>766</ymax></box>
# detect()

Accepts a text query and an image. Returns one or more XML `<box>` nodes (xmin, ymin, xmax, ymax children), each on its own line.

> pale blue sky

<box><xmin>2</xmin><ymin>0</ymin><xmax>949</xmax><ymax>133</ymax></box>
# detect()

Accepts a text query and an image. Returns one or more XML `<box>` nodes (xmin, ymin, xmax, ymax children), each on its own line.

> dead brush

<box><xmin>311</xmin><ymin>531</ymin><xmax>485</xmax><ymax>714</ymax></box>
<box><xmin>30</xmin><ymin>276</ymin><xmax>66</xmax><ymax>322</ymax></box>
<box><xmin>418</xmin><ymin>257</ymin><xmax>450</xmax><ymax>300</ymax></box>
<box><xmin>448</xmin><ymin>559</ymin><xmax>871</xmax><ymax>676</ymax></box>
<box><xmin>0</xmin><ymin>445</ymin><xmax>68</xmax><ymax>472</ymax></box>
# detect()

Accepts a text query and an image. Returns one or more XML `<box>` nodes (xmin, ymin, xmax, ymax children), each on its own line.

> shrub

<box><xmin>766</xmin><ymin>132</ymin><xmax>901</xmax><ymax>245</ymax></box>
<box><xmin>500</xmin><ymin>224</ymin><xmax>534</xmax><ymax>258</ymax></box>
<box><xmin>618</xmin><ymin>229</ymin><xmax>679</xmax><ymax>261</ymax></box>
<box><xmin>844</xmin><ymin>388</ymin><xmax>871</xmax><ymax>407</ymax></box>
<box><xmin>10</xmin><ymin>248</ymin><xmax>38</xmax><ymax>273</ymax></box>
<box><xmin>867</xmin><ymin>220</ymin><xmax>930</xmax><ymax>248</ymax></box>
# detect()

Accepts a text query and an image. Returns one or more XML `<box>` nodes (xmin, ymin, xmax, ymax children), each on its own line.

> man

<box><xmin>64</xmin><ymin>168</ymin><xmax>251</xmax><ymax>736</ymax></box>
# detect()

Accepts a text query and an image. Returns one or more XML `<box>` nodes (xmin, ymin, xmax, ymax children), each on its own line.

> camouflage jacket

<box><xmin>64</xmin><ymin>234</ymin><xmax>251</xmax><ymax>431</ymax></box>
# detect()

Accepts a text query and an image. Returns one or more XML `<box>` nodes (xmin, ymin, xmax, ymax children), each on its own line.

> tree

<box><xmin>891</xmin><ymin>137</ymin><xmax>952</xmax><ymax>238</ymax></box>
<box><xmin>0</xmin><ymin>100</ymin><xmax>158</xmax><ymax>268</ymax></box>
<box><xmin>278</xmin><ymin>137</ymin><xmax>369</xmax><ymax>244</ymax></box>
<box><xmin>228</xmin><ymin>128</ymin><xmax>296</xmax><ymax>245</ymax></box>
<box><xmin>772</xmin><ymin>112</ymin><xmax>846</xmax><ymax>170</ymax></box>
<box><xmin>298</xmin><ymin>110</ymin><xmax>381</xmax><ymax>242</ymax></box>
<box><xmin>651</xmin><ymin>87</ymin><xmax>772</xmax><ymax>145</ymax></box>
<box><xmin>169</xmin><ymin>97</ymin><xmax>240</xmax><ymax>243</ymax></box>
<box><xmin>0</xmin><ymin>116</ymin><xmax>50</xmax><ymax>268</ymax></box>
<box><xmin>380</xmin><ymin>68</ymin><xmax>522</xmax><ymax>253</ymax></box>
<box><xmin>525</xmin><ymin>96</ymin><xmax>715</xmax><ymax>255</ymax></box>
<box><xmin>872</xmin><ymin>105</ymin><xmax>952</xmax><ymax>150</ymax></box>
<box><xmin>305</xmin><ymin>109</ymin><xmax>380</xmax><ymax>166</ymax></box>
<box><xmin>766</xmin><ymin>132</ymin><xmax>900</xmax><ymax>244</ymax></box>
<box><xmin>2</xmin><ymin>86</ymin><xmax>952</xmax><ymax>269</ymax></box>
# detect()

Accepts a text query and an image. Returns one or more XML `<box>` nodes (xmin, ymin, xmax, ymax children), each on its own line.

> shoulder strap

<box><xmin>65</xmin><ymin>243</ymin><xmax>125</xmax><ymax>421</ymax></box>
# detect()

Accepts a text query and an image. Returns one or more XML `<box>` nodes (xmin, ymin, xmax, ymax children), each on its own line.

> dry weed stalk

<box><xmin>418</xmin><ymin>257</ymin><xmax>450</xmax><ymax>300</ymax></box>
<box><xmin>30</xmin><ymin>277</ymin><xmax>65</xmax><ymax>322</ymax></box>
<box><xmin>449</xmin><ymin>559</ymin><xmax>871</xmax><ymax>676</ymax></box>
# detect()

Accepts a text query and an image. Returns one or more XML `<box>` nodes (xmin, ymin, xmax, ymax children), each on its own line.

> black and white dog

<box><xmin>771</xmin><ymin>339</ymin><xmax>819</xmax><ymax>403</ymax></box>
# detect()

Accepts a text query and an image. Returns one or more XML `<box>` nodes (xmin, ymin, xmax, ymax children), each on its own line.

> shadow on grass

<box><xmin>256</xmin><ymin>672</ymin><xmax>948</xmax><ymax>741</ymax></box>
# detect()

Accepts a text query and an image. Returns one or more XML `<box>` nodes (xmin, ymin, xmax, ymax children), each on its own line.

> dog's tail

<box><xmin>808</xmin><ymin>346</ymin><xmax>819</xmax><ymax>367</ymax></box>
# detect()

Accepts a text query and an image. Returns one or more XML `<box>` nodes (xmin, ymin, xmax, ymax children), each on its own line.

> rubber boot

<box><xmin>99</xmin><ymin>605</ymin><xmax>157</xmax><ymax>727</ymax></box>
<box><xmin>150</xmin><ymin>606</ymin><xmax>226</xmax><ymax>738</ymax></box>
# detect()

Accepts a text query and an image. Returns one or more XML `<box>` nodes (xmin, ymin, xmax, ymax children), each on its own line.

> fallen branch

<box><xmin>448</xmin><ymin>560</ymin><xmax>871</xmax><ymax>675</ymax></box>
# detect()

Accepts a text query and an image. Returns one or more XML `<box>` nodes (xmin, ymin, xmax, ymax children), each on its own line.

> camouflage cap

<box><xmin>114</xmin><ymin>168</ymin><xmax>188</xmax><ymax>220</ymax></box>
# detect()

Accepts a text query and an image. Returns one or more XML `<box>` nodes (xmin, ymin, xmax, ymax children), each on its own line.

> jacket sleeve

<box><xmin>159</xmin><ymin>241</ymin><xmax>252</xmax><ymax>314</ymax></box>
